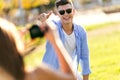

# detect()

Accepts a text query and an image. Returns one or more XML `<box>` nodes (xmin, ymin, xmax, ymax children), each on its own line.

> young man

<box><xmin>40</xmin><ymin>0</ymin><xmax>91</xmax><ymax>80</ymax></box>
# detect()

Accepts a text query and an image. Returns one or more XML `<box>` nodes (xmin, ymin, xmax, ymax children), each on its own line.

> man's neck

<box><xmin>62</xmin><ymin>23</ymin><xmax>73</xmax><ymax>35</ymax></box>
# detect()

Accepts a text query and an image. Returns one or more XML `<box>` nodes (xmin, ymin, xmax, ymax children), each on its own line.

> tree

<box><xmin>12</xmin><ymin>0</ymin><xmax>50</xmax><ymax>9</ymax></box>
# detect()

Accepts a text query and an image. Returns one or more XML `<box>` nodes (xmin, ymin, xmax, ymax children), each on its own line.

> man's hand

<box><xmin>39</xmin><ymin>21</ymin><xmax>59</xmax><ymax>45</ymax></box>
<box><xmin>83</xmin><ymin>75</ymin><xmax>89</xmax><ymax>80</ymax></box>
<box><xmin>38</xmin><ymin>11</ymin><xmax>52</xmax><ymax>22</ymax></box>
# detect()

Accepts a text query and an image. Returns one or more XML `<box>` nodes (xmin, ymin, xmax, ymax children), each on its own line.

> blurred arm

<box><xmin>25</xmin><ymin>63</ymin><xmax>76</xmax><ymax>80</ymax></box>
<box><xmin>43</xmin><ymin>21</ymin><xmax>74</xmax><ymax>73</ymax></box>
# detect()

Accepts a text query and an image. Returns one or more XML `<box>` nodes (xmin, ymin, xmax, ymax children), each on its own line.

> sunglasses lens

<box><xmin>59</xmin><ymin>10</ymin><xmax>65</xmax><ymax>15</ymax></box>
<box><xmin>66</xmin><ymin>9</ymin><xmax>72</xmax><ymax>14</ymax></box>
<box><xmin>59</xmin><ymin>9</ymin><xmax>72</xmax><ymax>15</ymax></box>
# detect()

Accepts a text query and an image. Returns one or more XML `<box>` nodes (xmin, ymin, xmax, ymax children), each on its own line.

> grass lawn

<box><xmin>89</xmin><ymin>30</ymin><xmax>120</xmax><ymax>80</ymax></box>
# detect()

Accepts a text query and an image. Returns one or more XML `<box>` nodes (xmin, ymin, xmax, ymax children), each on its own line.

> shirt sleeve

<box><xmin>42</xmin><ymin>41</ymin><xmax>59</xmax><ymax>70</ymax></box>
<box><xmin>79</xmin><ymin>29</ymin><xmax>91</xmax><ymax>75</ymax></box>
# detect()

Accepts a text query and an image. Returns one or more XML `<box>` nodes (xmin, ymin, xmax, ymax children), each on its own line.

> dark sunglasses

<box><xmin>58</xmin><ymin>8</ymin><xmax>72</xmax><ymax>15</ymax></box>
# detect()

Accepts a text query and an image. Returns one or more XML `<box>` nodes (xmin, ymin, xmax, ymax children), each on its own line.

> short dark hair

<box><xmin>55</xmin><ymin>0</ymin><xmax>73</xmax><ymax>8</ymax></box>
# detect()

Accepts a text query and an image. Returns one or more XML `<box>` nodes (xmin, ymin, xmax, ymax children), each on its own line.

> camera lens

<box><xmin>29</xmin><ymin>24</ymin><xmax>44</xmax><ymax>39</ymax></box>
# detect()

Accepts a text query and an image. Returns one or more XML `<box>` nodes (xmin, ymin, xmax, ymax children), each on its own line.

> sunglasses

<box><xmin>58</xmin><ymin>8</ymin><xmax>72</xmax><ymax>15</ymax></box>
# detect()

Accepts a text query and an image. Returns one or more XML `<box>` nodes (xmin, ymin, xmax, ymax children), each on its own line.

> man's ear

<box><xmin>73</xmin><ymin>9</ymin><xmax>76</xmax><ymax>15</ymax></box>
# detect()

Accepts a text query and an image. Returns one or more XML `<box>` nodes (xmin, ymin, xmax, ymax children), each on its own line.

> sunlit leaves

<box><xmin>0</xmin><ymin>0</ymin><xmax>50</xmax><ymax>10</ymax></box>
<box><xmin>12</xmin><ymin>0</ymin><xmax>50</xmax><ymax>9</ymax></box>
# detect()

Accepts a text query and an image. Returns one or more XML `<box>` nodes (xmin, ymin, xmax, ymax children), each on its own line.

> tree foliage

<box><xmin>12</xmin><ymin>0</ymin><xmax>50</xmax><ymax>9</ymax></box>
<box><xmin>0</xmin><ymin>0</ymin><xmax>50</xmax><ymax>10</ymax></box>
<box><xmin>0</xmin><ymin>0</ymin><xmax>11</xmax><ymax>11</ymax></box>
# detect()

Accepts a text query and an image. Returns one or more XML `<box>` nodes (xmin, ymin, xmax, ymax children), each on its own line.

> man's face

<box><xmin>57</xmin><ymin>4</ymin><xmax>74</xmax><ymax>24</ymax></box>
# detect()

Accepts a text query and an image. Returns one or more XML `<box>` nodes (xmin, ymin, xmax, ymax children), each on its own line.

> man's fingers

<box><xmin>46</xmin><ymin>11</ymin><xmax>53</xmax><ymax>18</ymax></box>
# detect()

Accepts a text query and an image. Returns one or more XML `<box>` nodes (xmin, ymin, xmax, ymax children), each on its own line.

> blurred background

<box><xmin>1</xmin><ymin>0</ymin><xmax>120</xmax><ymax>25</ymax></box>
<box><xmin>0</xmin><ymin>0</ymin><xmax>120</xmax><ymax>80</ymax></box>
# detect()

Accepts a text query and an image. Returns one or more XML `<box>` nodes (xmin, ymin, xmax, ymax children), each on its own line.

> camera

<box><xmin>29</xmin><ymin>24</ymin><xmax>44</xmax><ymax>39</ymax></box>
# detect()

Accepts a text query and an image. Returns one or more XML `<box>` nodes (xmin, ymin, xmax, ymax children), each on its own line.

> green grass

<box><xmin>89</xmin><ymin>31</ymin><xmax>120</xmax><ymax>80</ymax></box>
<box><xmin>24</xmin><ymin>49</ymin><xmax>45</xmax><ymax>68</ymax></box>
